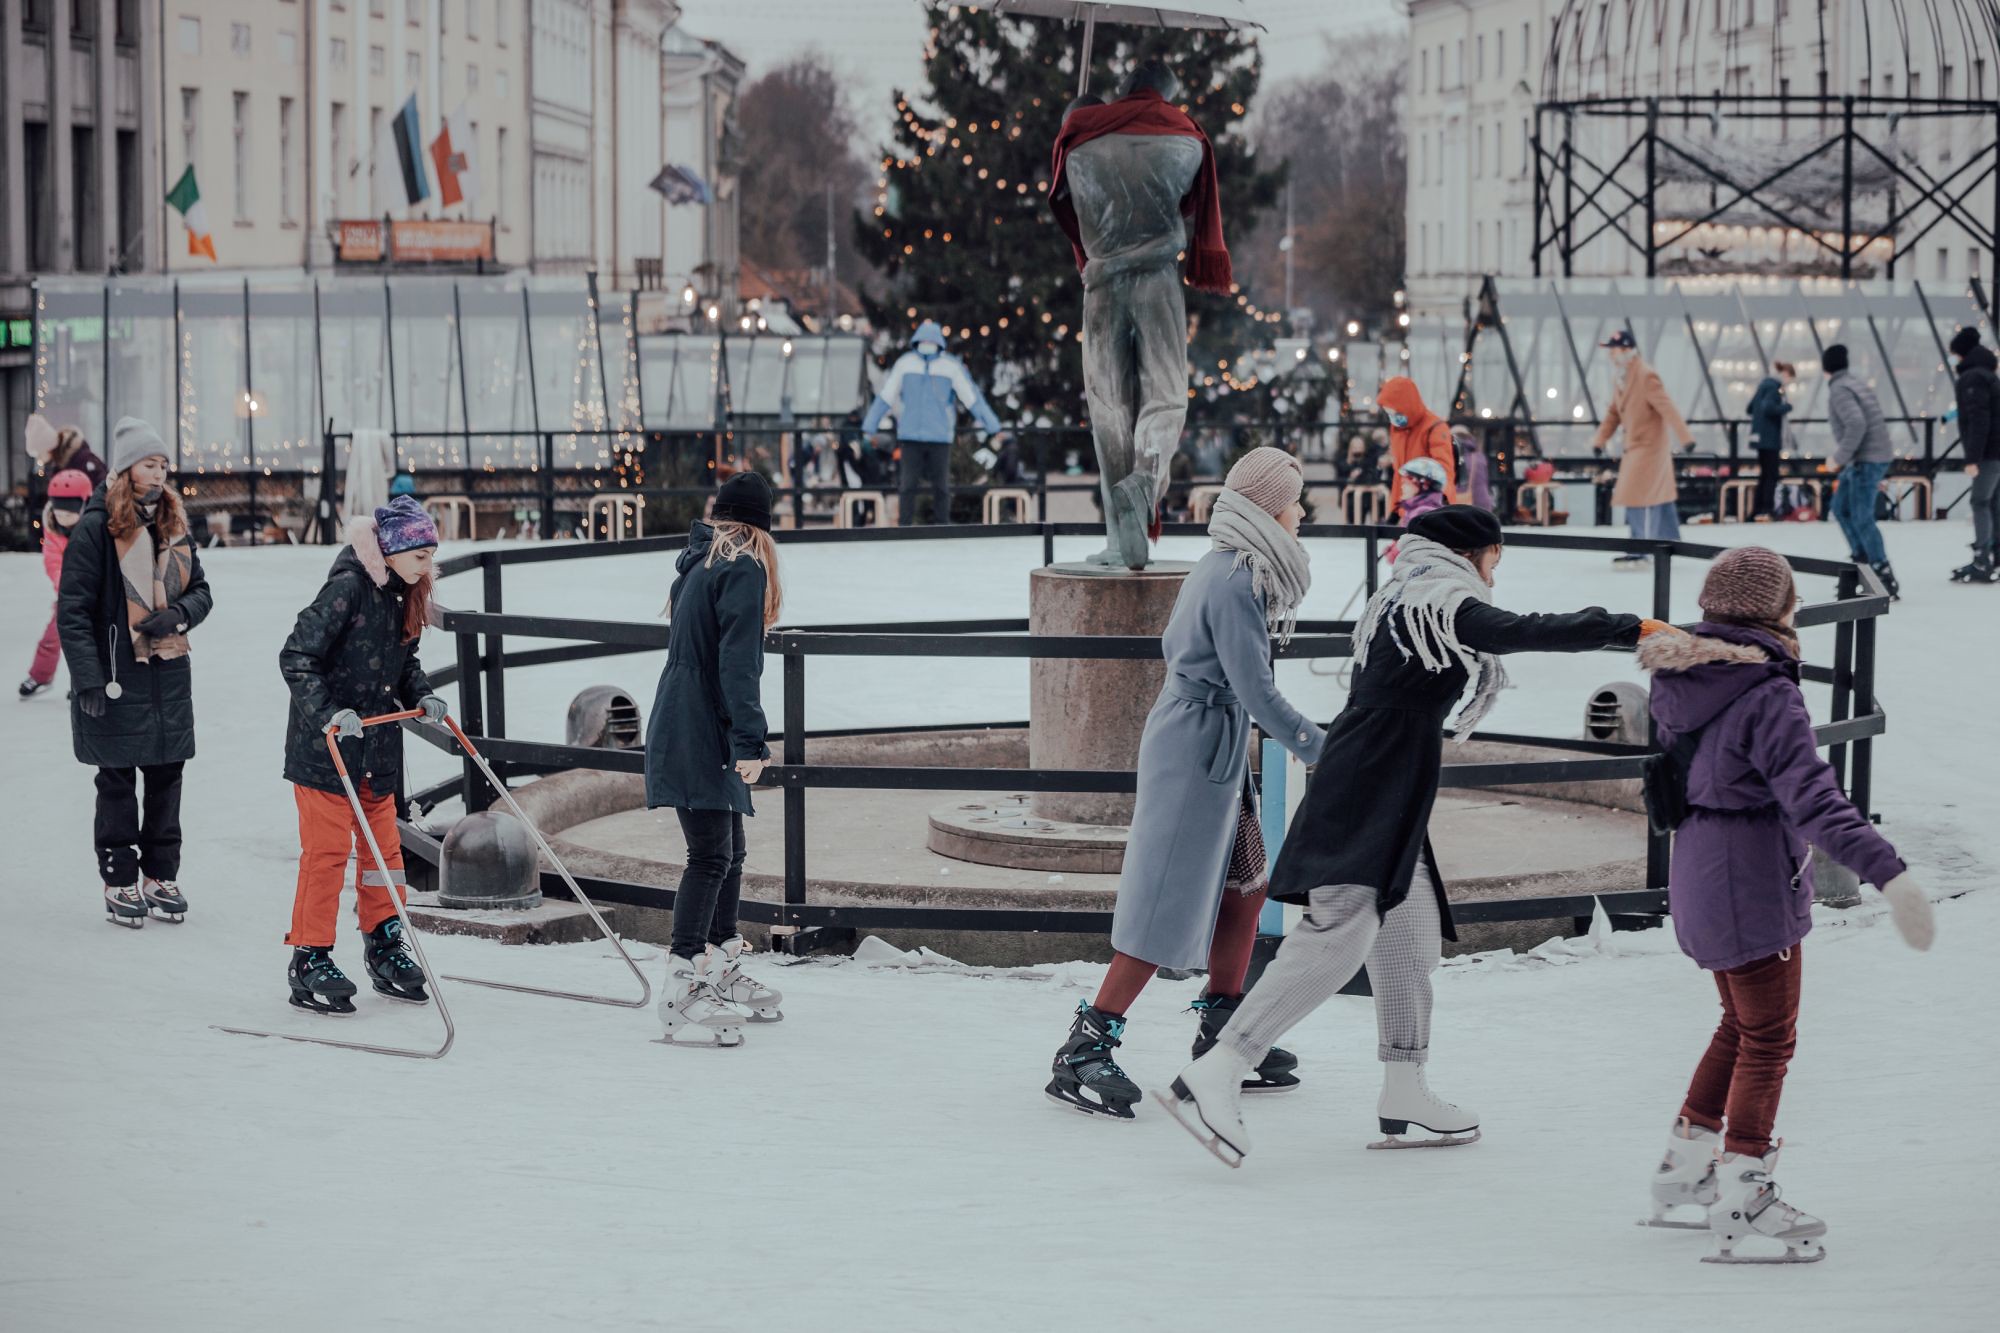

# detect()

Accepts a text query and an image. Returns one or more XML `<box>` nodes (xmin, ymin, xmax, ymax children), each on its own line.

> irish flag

<box><xmin>166</xmin><ymin>166</ymin><xmax>216</xmax><ymax>262</ymax></box>
<box><xmin>428</xmin><ymin>104</ymin><xmax>478</xmax><ymax>211</ymax></box>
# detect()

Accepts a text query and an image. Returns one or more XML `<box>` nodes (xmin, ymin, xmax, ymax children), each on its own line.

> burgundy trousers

<box><xmin>1680</xmin><ymin>947</ymin><xmax>1804</xmax><ymax>1157</ymax></box>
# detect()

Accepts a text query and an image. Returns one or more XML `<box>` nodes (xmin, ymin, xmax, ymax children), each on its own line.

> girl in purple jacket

<box><xmin>1638</xmin><ymin>546</ymin><xmax>1934</xmax><ymax>1263</ymax></box>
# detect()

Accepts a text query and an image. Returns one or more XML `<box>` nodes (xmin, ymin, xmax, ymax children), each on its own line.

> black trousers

<box><xmin>672</xmin><ymin>808</ymin><xmax>746</xmax><ymax>959</ymax></box>
<box><xmin>1753</xmin><ymin>450</ymin><xmax>1782</xmax><ymax>518</ymax></box>
<box><xmin>898</xmin><ymin>442</ymin><xmax>952</xmax><ymax>525</ymax></box>
<box><xmin>94</xmin><ymin>762</ymin><xmax>185</xmax><ymax>888</ymax></box>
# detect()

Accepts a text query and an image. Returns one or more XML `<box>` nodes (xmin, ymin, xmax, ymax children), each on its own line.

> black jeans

<box><xmin>94</xmin><ymin>762</ymin><xmax>185</xmax><ymax>888</ymax></box>
<box><xmin>898</xmin><ymin>441</ymin><xmax>952</xmax><ymax>525</ymax></box>
<box><xmin>673</xmin><ymin>807</ymin><xmax>746</xmax><ymax>959</ymax></box>
<box><xmin>1753</xmin><ymin>450</ymin><xmax>1782</xmax><ymax>518</ymax></box>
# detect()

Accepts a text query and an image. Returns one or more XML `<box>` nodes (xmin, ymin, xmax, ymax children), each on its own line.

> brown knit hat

<box><xmin>1699</xmin><ymin>546</ymin><xmax>1797</xmax><ymax>624</ymax></box>
<box><xmin>1223</xmin><ymin>446</ymin><xmax>1305</xmax><ymax>518</ymax></box>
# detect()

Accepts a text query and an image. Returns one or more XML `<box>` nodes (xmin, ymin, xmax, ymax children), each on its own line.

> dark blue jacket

<box><xmin>1746</xmin><ymin>376</ymin><xmax>1792</xmax><ymax>452</ymax></box>
<box><xmin>644</xmin><ymin>524</ymin><xmax>771</xmax><ymax>814</ymax></box>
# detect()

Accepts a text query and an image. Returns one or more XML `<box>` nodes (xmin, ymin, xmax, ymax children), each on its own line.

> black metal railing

<box><xmin>393</xmin><ymin>523</ymin><xmax>1891</xmax><ymax>940</ymax></box>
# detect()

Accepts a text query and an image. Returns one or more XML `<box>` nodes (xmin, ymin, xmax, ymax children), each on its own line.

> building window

<box><xmin>277</xmin><ymin>30</ymin><xmax>297</xmax><ymax>64</ymax></box>
<box><xmin>467</xmin><ymin>0</ymin><xmax>479</xmax><ymax>39</ymax></box>
<box><xmin>330</xmin><ymin>38</ymin><xmax>347</xmax><ymax>71</ymax></box>
<box><xmin>1970</xmin><ymin>248</ymin><xmax>1981</xmax><ymax>279</ymax></box>
<box><xmin>1938</xmin><ymin>247</ymin><xmax>1951</xmax><ymax>282</ymax></box>
<box><xmin>370</xmin><ymin>45</ymin><xmax>385</xmax><ymax>75</ymax></box>
<box><xmin>369</xmin><ymin>106</ymin><xmax>384</xmax><ymax>214</ymax></box>
<box><xmin>70</xmin><ymin>0</ymin><xmax>94</xmax><ymax>38</ymax></box>
<box><xmin>407</xmin><ymin>0</ymin><xmax>420</xmax><ymax>26</ymax></box>
<box><xmin>231</xmin><ymin>22</ymin><xmax>251</xmax><ymax>57</ymax></box>
<box><xmin>497</xmin><ymin>126</ymin><xmax>508</xmax><ymax>217</ymax></box>
<box><xmin>1420</xmin><ymin>48</ymin><xmax>1427</xmax><ymax>95</ymax></box>
<box><xmin>331</xmin><ymin>102</ymin><xmax>348</xmax><ymax>213</ymax></box>
<box><xmin>23</xmin><ymin>0</ymin><xmax>48</xmax><ymax>35</ymax></box>
<box><xmin>1455</xmin><ymin>38</ymin><xmax>1463</xmax><ymax>87</ymax></box>
<box><xmin>372</xmin><ymin>0</ymin><xmax>385</xmax><ymax>17</ymax></box>
<box><xmin>1476</xmin><ymin>34</ymin><xmax>1484</xmax><ymax>82</ymax></box>
<box><xmin>178</xmin><ymin>16</ymin><xmax>200</xmax><ymax>55</ymax></box>
<box><xmin>1474</xmin><ymin>123</ymin><xmax>1484</xmax><ymax>178</ymax></box>
<box><xmin>233</xmin><ymin>92</ymin><xmax>250</xmax><ymax>223</ymax></box>
<box><xmin>1521</xmin><ymin>116</ymin><xmax>1530</xmax><ymax>177</ymax></box>
<box><xmin>180</xmin><ymin>88</ymin><xmax>199</xmax><ymax>175</ymax></box>
<box><xmin>116</xmin><ymin>0</ymin><xmax>139</xmax><ymax>44</ymax></box>
<box><xmin>280</xmin><ymin>97</ymin><xmax>296</xmax><ymax>223</ymax></box>
<box><xmin>1522</xmin><ymin>22</ymin><xmax>1531</xmax><ymax>72</ymax></box>
<box><xmin>406</xmin><ymin>52</ymin><xmax>421</xmax><ymax>88</ymax></box>
<box><xmin>497</xmin><ymin>69</ymin><xmax>510</xmax><ymax>101</ymax></box>
<box><xmin>1497</xmin><ymin>29</ymin><xmax>1504</xmax><ymax>75</ymax></box>
<box><xmin>467</xmin><ymin>64</ymin><xmax>479</xmax><ymax>93</ymax></box>
<box><xmin>497</xmin><ymin>0</ymin><xmax>508</xmax><ymax>46</ymax></box>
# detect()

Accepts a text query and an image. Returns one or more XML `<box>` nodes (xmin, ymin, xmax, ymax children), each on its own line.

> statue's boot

<box><xmin>1108</xmin><ymin>473</ymin><xmax>1156</xmax><ymax>571</ymax></box>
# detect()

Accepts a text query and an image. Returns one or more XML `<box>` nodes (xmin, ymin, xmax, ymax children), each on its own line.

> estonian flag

<box><xmin>392</xmin><ymin>95</ymin><xmax>430</xmax><ymax>207</ymax></box>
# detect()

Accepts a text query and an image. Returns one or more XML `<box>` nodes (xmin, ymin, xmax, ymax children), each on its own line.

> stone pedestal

<box><xmin>1028</xmin><ymin>561</ymin><xmax>1191</xmax><ymax>825</ymax></box>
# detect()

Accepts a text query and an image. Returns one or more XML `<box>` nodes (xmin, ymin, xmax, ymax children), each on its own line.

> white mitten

<box><xmin>1882</xmin><ymin>873</ymin><xmax>1935</xmax><ymax>952</ymax></box>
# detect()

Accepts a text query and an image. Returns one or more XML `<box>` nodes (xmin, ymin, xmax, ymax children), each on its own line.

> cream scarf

<box><xmin>1350</xmin><ymin>533</ymin><xmax>1507</xmax><ymax>742</ymax></box>
<box><xmin>1208</xmin><ymin>489</ymin><xmax>1311</xmax><ymax>644</ymax></box>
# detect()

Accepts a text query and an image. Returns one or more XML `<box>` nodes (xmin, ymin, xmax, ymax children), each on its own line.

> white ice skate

<box><xmin>1703</xmin><ymin>1145</ymin><xmax>1826</xmax><ymax>1264</ymax></box>
<box><xmin>140</xmin><ymin>877</ymin><xmax>187</xmax><ymax>923</ymax></box>
<box><xmin>1370</xmin><ymin>1062</ymin><xmax>1480</xmax><ymax>1148</ymax></box>
<box><xmin>1153</xmin><ymin>1048</ymin><xmax>1252</xmax><ymax>1169</ymax></box>
<box><xmin>655</xmin><ymin>952</ymin><xmax>745</xmax><ymax>1049</ymax></box>
<box><xmin>708</xmin><ymin>936</ymin><xmax>783</xmax><ymax>1022</ymax></box>
<box><xmin>1640</xmin><ymin>1117</ymin><xmax>1720</xmax><ymax>1229</ymax></box>
<box><xmin>103</xmin><ymin>883</ymin><xmax>146</xmax><ymax>929</ymax></box>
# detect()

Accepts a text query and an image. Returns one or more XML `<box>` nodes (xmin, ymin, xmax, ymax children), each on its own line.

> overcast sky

<box><xmin>674</xmin><ymin>0</ymin><xmax>1404</xmax><ymax>142</ymax></box>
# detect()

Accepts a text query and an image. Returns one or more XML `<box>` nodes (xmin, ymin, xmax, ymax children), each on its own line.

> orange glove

<box><xmin>1639</xmin><ymin>618</ymin><xmax>1683</xmax><ymax>638</ymax></box>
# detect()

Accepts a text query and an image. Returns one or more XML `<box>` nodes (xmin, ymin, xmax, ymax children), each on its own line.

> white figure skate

<box><xmin>1703</xmin><ymin>1146</ymin><xmax>1827</xmax><ymax>1264</ymax></box>
<box><xmin>1370</xmin><ymin>1063</ymin><xmax>1480</xmax><ymax>1148</ymax></box>
<box><xmin>655</xmin><ymin>951</ymin><xmax>745</xmax><ymax>1049</ymax></box>
<box><xmin>708</xmin><ymin>936</ymin><xmax>783</xmax><ymax>1022</ymax></box>
<box><xmin>141</xmin><ymin>876</ymin><xmax>188</xmax><ymax>923</ymax></box>
<box><xmin>1640</xmin><ymin>1117</ymin><xmax>1720</xmax><ymax>1229</ymax></box>
<box><xmin>1153</xmin><ymin>1048</ymin><xmax>1252</xmax><ymax>1169</ymax></box>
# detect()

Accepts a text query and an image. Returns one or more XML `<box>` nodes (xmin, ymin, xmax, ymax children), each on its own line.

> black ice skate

<box><xmin>1046</xmin><ymin>1002</ymin><xmax>1142</xmax><ymax>1121</ymax></box>
<box><xmin>363</xmin><ymin>917</ymin><xmax>430</xmax><ymax>1003</ymax></box>
<box><xmin>103</xmin><ymin>883</ymin><xmax>147</xmax><ymax>929</ymax></box>
<box><xmin>288</xmin><ymin>947</ymin><xmax>359</xmax><ymax>1015</ymax></box>
<box><xmin>19</xmin><ymin>676</ymin><xmax>49</xmax><ymax>698</ymax></box>
<box><xmin>1189</xmin><ymin>992</ymin><xmax>1300</xmax><ymax>1093</ymax></box>
<box><xmin>1950</xmin><ymin>547</ymin><xmax>1998</xmax><ymax>583</ymax></box>
<box><xmin>1870</xmin><ymin>561</ymin><xmax>1900</xmax><ymax>601</ymax></box>
<box><xmin>141</xmin><ymin>877</ymin><xmax>187</xmax><ymax>923</ymax></box>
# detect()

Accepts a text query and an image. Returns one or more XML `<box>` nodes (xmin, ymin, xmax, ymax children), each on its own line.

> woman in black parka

<box><xmin>1160</xmin><ymin>507</ymin><xmax>1672</xmax><ymax>1168</ymax></box>
<box><xmin>58</xmin><ymin>418</ymin><xmax>212</xmax><ymax>928</ymax></box>
<box><xmin>644</xmin><ymin>472</ymin><xmax>786</xmax><ymax>1047</ymax></box>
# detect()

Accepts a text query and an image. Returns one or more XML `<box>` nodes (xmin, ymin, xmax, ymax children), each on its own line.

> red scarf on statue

<box><xmin>1048</xmin><ymin>89</ymin><xmax>1233</xmax><ymax>293</ymax></box>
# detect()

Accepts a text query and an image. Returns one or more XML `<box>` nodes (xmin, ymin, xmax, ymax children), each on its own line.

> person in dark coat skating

<box><xmin>644</xmin><ymin>472</ymin><xmax>785</xmax><ymax>1046</ymax></box>
<box><xmin>1636</xmin><ymin>546</ymin><xmax>1933</xmax><ymax>1262</ymax></box>
<box><xmin>1044</xmin><ymin>448</ymin><xmax>1327</xmax><ymax>1120</ymax></box>
<box><xmin>1947</xmin><ymin>327</ymin><xmax>2000</xmax><ymax>582</ymax></box>
<box><xmin>57</xmin><ymin>418</ymin><xmax>212</xmax><ymax>928</ymax></box>
<box><xmin>1158</xmin><ymin>505</ymin><xmax>1670</xmax><ymax>1168</ymax></box>
<box><xmin>276</xmin><ymin>495</ymin><xmax>446</xmax><ymax>1013</ymax></box>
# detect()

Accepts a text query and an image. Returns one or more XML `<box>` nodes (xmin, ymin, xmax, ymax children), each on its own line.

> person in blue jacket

<box><xmin>861</xmin><ymin>321</ymin><xmax>1007</xmax><ymax>525</ymax></box>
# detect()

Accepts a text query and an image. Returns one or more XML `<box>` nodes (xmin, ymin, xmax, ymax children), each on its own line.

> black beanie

<box><xmin>1950</xmin><ymin>326</ymin><xmax>1982</xmax><ymax>358</ymax></box>
<box><xmin>1407</xmin><ymin>504</ymin><xmax>1505</xmax><ymax>552</ymax></box>
<box><xmin>712</xmin><ymin>471</ymin><xmax>774</xmax><ymax>531</ymax></box>
<box><xmin>1821</xmin><ymin>343</ymin><xmax>1850</xmax><ymax>374</ymax></box>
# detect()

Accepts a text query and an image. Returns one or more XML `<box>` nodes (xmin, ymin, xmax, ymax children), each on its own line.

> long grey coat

<box><xmin>1111</xmin><ymin>552</ymin><xmax>1326</xmax><ymax>969</ymax></box>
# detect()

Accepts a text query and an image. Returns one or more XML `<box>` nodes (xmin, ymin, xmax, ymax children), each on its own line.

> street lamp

<box><xmin>705</xmin><ymin>304</ymin><xmax>720</xmax><ymax>322</ymax></box>
<box><xmin>1346</xmin><ymin>320</ymin><xmax>1361</xmax><ymax>336</ymax></box>
<box><xmin>682</xmin><ymin>284</ymin><xmax>697</xmax><ymax>306</ymax></box>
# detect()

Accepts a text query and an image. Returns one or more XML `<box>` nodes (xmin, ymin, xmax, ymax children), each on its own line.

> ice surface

<box><xmin>1</xmin><ymin>519</ymin><xmax>1994</xmax><ymax>1330</ymax></box>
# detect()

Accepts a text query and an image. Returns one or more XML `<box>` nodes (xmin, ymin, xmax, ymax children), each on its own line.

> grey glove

<box><xmin>416</xmin><ymin>694</ymin><xmax>448</xmax><ymax>725</ymax></box>
<box><xmin>327</xmin><ymin>708</ymin><xmax>364</xmax><ymax>740</ymax></box>
<box><xmin>76</xmin><ymin>687</ymin><xmax>107</xmax><ymax>719</ymax></box>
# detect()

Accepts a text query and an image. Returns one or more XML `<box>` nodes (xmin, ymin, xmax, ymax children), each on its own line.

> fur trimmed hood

<box><xmin>345</xmin><ymin>514</ymin><xmax>390</xmax><ymax>587</ymax></box>
<box><xmin>1644</xmin><ymin>622</ymin><xmax>1798</xmax><ymax>738</ymax></box>
<box><xmin>1636</xmin><ymin>631</ymin><xmax>1771</xmax><ymax>673</ymax></box>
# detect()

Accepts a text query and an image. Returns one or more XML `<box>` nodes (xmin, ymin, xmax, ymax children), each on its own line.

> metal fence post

<box><xmin>782</xmin><ymin>635</ymin><xmax>807</xmax><ymax>921</ymax></box>
<box><xmin>1652</xmin><ymin>545</ymin><xmax>1674</xmax><ymax>621</ymax></box>
<box><xmin>452</xmin><ymin>623</ymin><xmax>491</xmax><ymax>810</ymax></box>
<box><xmin>539</xmin><ymin>432</ymin><xmax>557</xmax><ymax>539</ymax></box>
<box><xmin>1851</xmin><ymin>613</ymin><xmax>1877</xmax><ymax>819</ymax></box>
<box><xmin>480</xmin><ymin>552</ymin><xmax>507</xmax><ymax>746</ymax></box>
<box><xmin>1830</xmin><ymin>568</ymin><xmax>1858</xmax><ymax>791</ymax></box>
<box><xmin>1364</xmin><ymin>530</ymin><xmax>1380</xmax><ymax>597</ymax></box>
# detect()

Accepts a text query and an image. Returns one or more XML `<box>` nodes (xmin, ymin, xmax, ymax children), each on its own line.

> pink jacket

<box><xmin>41</xmin><ymin>505</ymin><xmax>71</xmax><ymax>589</ymax></box>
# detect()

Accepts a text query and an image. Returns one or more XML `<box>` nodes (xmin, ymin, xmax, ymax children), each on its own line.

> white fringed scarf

<box><xmin>1350</xmin><ymin>533</ymin><xmax>1508</xmax><ymax>743</ymax></box>
<box><xmin>1208</xmin><ymin>488</ymin><xmax>1311</xmax><ymax>644</ymax></box>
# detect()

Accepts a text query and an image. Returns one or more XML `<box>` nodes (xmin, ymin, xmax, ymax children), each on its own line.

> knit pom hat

<box><xmin>1222</xmin><ymin>446</ymin><xmax>1304</xmax><ymax>518</ymax></box>
<box><xmin>1698</xmin><ymin>546</ymin><xmax>1796</xmax><ymax>624</ymax></box>
<box><xmin>24</xmin><ymin>413</ymin><xmax>57</xmax><ymax>462</ymax></box>
<box><xmin>374</xmin><ymin>494</ymin><xmax>439</xmax><ymax>556</ymax></box>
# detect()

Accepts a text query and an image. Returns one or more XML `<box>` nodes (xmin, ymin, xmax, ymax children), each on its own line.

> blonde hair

<box><xmin>706</xmin><ymin>521</ymin><xmax>784</xmax><ymax>628</ymax></box>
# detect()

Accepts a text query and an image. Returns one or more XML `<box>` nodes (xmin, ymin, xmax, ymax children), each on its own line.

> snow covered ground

<box><xmin>1</xmin><ymin>516</ymin><xmax>1994</xmax><ymax>1332</ymax></box>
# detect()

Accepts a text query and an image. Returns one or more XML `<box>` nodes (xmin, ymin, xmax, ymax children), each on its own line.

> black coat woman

<box><xmin>58</xmin><ymin>418</ymin><xmax>213</xmax><ymax>927</ymax></box>
<box><xmin>1159</xmin><ymin>506</ymin><xmax>1674</xmax><ymax>1168</ymax></box>
<box><xmin>644</xmin><ymin>471</ymin><xmax>786</xmax><ymax>1047</ymax></box>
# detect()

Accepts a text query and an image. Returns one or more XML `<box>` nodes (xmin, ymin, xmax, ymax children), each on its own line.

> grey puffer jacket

<box><xmin>1826</xmin><ymin>370</ymin><xmax>1894</xmax><ymax>467</ymax></box>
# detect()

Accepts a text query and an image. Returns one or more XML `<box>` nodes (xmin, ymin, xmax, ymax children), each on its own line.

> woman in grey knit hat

<box><xmin>1046</xmin><ymin>446</ymin><xmax>1327</xmax><ymax>1121</ymax></box>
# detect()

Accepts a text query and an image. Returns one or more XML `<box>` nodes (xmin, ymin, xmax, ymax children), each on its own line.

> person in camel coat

<box><xmin>1592</xmin><ymin>331</ymin><xmax>1693</xmax><ymax>564</ymax></box>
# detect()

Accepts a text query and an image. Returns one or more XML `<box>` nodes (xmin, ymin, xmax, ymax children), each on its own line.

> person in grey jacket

<box><xmin>1822</xmin><ymin>344</ymin><xmax>1899</xmax><ymax>598</ymax></box>
<box><xmin>1045</xmin><ymin>447</ymin><xmax>1326</xmax><ymax>1121</ymax></box>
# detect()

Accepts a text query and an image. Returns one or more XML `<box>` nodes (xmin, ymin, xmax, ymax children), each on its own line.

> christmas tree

<box><xmin>854</xmin><ymin>5</ymin><xmax>1287</xmax><ymax>431</ymax></box>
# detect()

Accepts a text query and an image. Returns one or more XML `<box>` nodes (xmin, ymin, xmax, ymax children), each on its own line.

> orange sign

<box><xmin>335</xmin><ymin>219</ymin><xmax>385</xmax><ymax>261</ymax></box>
<box><xmin>390</xmin><ymin>220</ymin><xmax>494</xmax><ymax>263</ymax></box>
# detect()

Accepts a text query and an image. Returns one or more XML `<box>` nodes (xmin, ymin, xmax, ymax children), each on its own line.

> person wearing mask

<box><xmin>1822</xmin><ymin>344</ymin><xmax>1900</xmax><ymax>599</ymax></box>
<box><xmin>1946</xmin><ymin>327</ymin><xmax>2000</xmax><ymax>583</ymax></box>
<box><xmin>861</xmin><ymin>321</ymin><xmax>1007</xmax><ymax>526</ymax></box>
<box><xmin>1637</xmin><ymin>546</ymin><xmax>1933</xmax><ymax>1262</ymax></box>
<box><xmin>1593</xmin><ymin>331</ymin><xmax>1695</xmax><ymax>566</ymax></box>
<box><xmin>1044</xmin><ymin>448</ymin><xmax>1326</xmax><ymax>1120</ymax></box>
<box><xmin>58</xmin><ymin>418</ymin><xmax>211</xmax><ymax>929</ymax></box>
<box><xmin>1745</xmin><ymin>362</ymin><xmax>1795</xmax><ymax>521</ymax></box>
<box><xmin>20</xmin><ymin>469</ymin><xmax>94</xmax><ymax>698</ymax></box>
<box><xmin>1379</xmin><ymin>377</ymin><xmax>1458</xmax><ymax>509</ymax></box>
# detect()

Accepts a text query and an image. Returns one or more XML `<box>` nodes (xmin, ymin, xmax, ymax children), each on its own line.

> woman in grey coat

<box><xmin>1046</xmin><ymin>447</ymin><xmax>1326</xmax><ymax>1120</ymax></box>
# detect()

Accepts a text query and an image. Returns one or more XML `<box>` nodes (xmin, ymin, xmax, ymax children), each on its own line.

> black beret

<box><xmin>1407</xmin><ymin>504</ymin><xmax>1505</xmax><ymax>552</ymax></box>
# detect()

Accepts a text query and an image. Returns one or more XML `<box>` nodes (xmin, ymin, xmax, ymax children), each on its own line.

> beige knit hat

<box><xmin>1699</xmin><ymin>546</ymin><xmax>1796</xmax><ymax>624</ymax></box>
<box><xmin>24</xmin><ymin>413</ymin><xmax>56</xmax><ymax>462</ymax></box>
<box><xmin>1223</xmin><ymin>446</ymin><xmax>1304</xmax><ymax>518</ymax></box>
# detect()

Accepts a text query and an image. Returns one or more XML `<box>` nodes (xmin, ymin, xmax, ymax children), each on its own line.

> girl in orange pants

<box><xmin>276</xmin><ymin>496</ymin><xmax>445</xmax><ymax>1014</ymax></box>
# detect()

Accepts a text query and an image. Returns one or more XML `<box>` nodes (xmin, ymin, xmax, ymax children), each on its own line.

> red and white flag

<box><xmin>428</xmin><ymin>104</ymin><xmax>479</xmax><ymax>211</ymax></box>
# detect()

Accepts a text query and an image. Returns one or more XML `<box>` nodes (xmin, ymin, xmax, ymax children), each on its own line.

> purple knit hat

<box><xmin>375</xmin><ymin>495</ymin><xmax>439</xmax><ymax>556</ymax></box>
<box><xmin>1699</xmin><ymin>546</ymin><xmax>1796</xmax><ymax>624</ymax></box>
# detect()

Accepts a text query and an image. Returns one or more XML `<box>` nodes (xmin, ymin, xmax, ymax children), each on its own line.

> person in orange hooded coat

<box><xmin>1379</xmin><ymin>378</ymin><xmax>1458</xmax><ymax>508</ymax></box>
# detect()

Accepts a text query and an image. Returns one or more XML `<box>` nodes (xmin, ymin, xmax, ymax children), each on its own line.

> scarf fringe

<box><xmin>1351</xmin><ymin>535</ymin><xmax>1508</xmax><ymax>743</ymax></box>
<box><xmin>1186</xmin><ymin>247</ymin><xmax>1233</xmax><ymax>293</ymax></box>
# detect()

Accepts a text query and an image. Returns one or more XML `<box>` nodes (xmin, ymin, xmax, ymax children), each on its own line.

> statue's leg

<box><xmin>1082</xmin><ymin>277</ymin><xmax>1141</xmax><ymax>567</ymax></box>
<box><xmin>1131</xmin><ymin>267</ymin><xmax>1191</xmax><ymax>514</ymax></box>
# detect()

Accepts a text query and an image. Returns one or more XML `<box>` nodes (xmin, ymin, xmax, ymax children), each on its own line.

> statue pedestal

<box><xmin>1028</xmin><ymin>561</ymin><xmax>1192</xmax><ymax>825</ymax></box>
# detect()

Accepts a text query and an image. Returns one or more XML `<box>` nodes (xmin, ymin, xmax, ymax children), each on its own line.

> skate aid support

<box><xmin>431</xmin><ymin>713</ymin><xmax>651</xmax><ymax>1009</ymax></box>
<box><xmin>213</xmin><ymin>710</ymin><xmax>457</xmax><ymax>1060</ymax></box>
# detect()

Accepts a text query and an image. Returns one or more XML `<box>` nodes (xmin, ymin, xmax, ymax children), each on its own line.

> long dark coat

<box><xmin>57</xmin><ymin>492</ymin><xmax>212</xmax><ymax>769</ymax></box>
<box><xmin>278</xmin><ymin>537</ymin><xmax>433</xmax><ymax>796</ymax></box>
<box><xmin>1270</xmin><ymin>600</ymin><xmax>1641</xmax><ymax>935</ymax></box>
<box><xmin>644</xmin><ymin>523</ymin><xmax>771</xmax><ymax>815</ymax></box>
